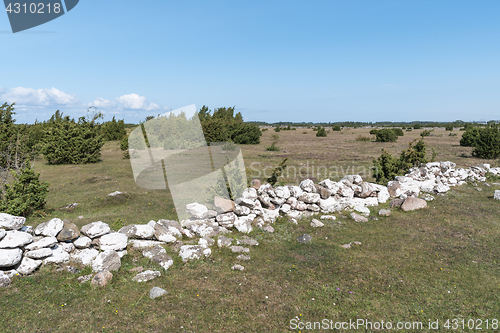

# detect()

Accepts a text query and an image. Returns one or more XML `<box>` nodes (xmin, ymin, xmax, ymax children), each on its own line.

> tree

<box><xmin>100</xmin><ymin>116</ymin><xmax>126</xmax><ymax>141</ymax></box>
<box><xmin>471</xmin><ymin>124</ymin><xmax>500</xmax><ymax>159</ymax></box>
<box><xmin>374</xmin><ymin>129</ymin><xmax>398</xmax><ymax>142</ymax></box>
<box><xmin>316</xmin><ymin>127</ymin><xmax>327</xmax><ymax>137</ymax></box>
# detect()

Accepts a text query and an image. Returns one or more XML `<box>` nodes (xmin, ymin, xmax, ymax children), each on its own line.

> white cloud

<box><xmin>115</xmin><ymin>93</ymin><xmax>160</xmax><ymax>111</ymax></box>
<box><xmin>0</xmin><ymin>87</ymin><xmax>79</xmax><ymax>106</ymax></box>
<box><xmin>89</xmin><ymin>97</ymin><xmax>115</xmax><ymax>109</ymax></box>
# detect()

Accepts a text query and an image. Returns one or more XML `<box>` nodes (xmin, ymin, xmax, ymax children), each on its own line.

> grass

<box><xmin>1</xmin><ymin>127</ymin><xmax>500</xmax><ymax>332</ymax></box>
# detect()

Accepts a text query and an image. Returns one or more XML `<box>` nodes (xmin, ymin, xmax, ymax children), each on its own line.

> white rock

<box><xmin>99</xmin><ymin>232</ymin><xmax>128</xmax><ymax>251</ymax></box>
<box><xmin>71</xmin><ymin>249</ymin><xmax>99</xmax><ymax>266</ymax></box>
<box><xmin>242</xmin><ymin>187</ymin><xmax>258</xmax><ymax>200</ymax></box>
<box><xmin>288</xmin><ymin>185</ymin><xmax>304</xmax><ymax>198</ymax></box>
<box><xmin>234</xmin><ymin>216</ymin><xmax>253</xmax><ymax>234</ymax></box>
<box><xmin>147</xmin><ymin>220</ymin><xmax>157</xmax><ymax>228</ymax></box>
<box><xmin>435</xmin><ymin>183</ymin><xmax>450</xmax><ymax>193</ymax></box>
<box><xmin>299</xmin><ymin>179</ymin><xmax>316</xmax><ymax>193</ymax></box>
<box><xmin>298</xmin><ymin>192</ymin><xmax>321</xmax><ymax>204</ymax></box>
<box><xmin>91</xmin><ymin>250</ymin><xmax>121</xmax><ymax>272</ymax></box>
<box><xmin>142</xmin><ymin>245</ymin><xmax>166</xmax><ymax>259</ymax></box>
<box><xmin>262</xmin><ymin>209</ymin><xmax>280</xmax><ymax>224</ymax></box>
<box><xmin>354</xmin><ymin>205</ymin><xmax>370</xmax><ymax>216</ymax></box>
<box><xmin>25</xmin><ymin>248</ymin><xmax>53</xmax><ymax>259</ymax></box>
<box><xmin>376</xmin><ymin>187</ymin><xmax>390</xmax><ymax>203</ymax></box>
<box><xmin>0</xmin><ymin>248</ymin><xmax>23</xmax><ymax>267</ymax></box>
<box><xmin>59</xmin><ymin>242</ymin><xmax>75</xmax><ymax>253</ymax></box>
<box><xmin>310</xmin><ymin>219</ymin><xmax>324</xmax><ymax>228</ymax></box>
<box><xmin>319</xmin><ymin>179</ymin><xmax>340</xmax><ymax>193</ymax></box>
<box><xmin>128</xmin><ymin>239</ymin><xmax>166</xmax><ymax>248</ymax></box>
<box><xmin>132</xmin><ymin>270</ymin><xmax>161</xmax><ymax>282</ymax></box>
<box><xmin>185</xmin><ymin>203</ymin><xmax>208</xmax><ymax>219</ymax></box>
<box><xmin>43</xmin><ymin>247</ymin><xmax>70</xmax><ymax>265</ymax></box>
<box><xmin>274</xmin><ymin>186</ymin><xmax>291</xmax><ymax>199</ymax></box>
<box><xmin>179</xmin><ymin>245</ymin><xmax>211</xmax><ymax>262</ymax></box>
<box><xmin>494</xmin><ymin>190</ymin><xmax>500</xmax><ymax>201</ymax></box>
<box><xmin>73</xmin><ymin>236</ymin><xmax>92</xmax><ymax>249</ymax></box>
<box><xmin>117</xmin><ymin>250</ymin><xmax>127</xmax><ymax>258</ymax></box>
<box><xmin>0</xmin><ymin>229</ymin><xmax>5</xmax><ymax>241</ymax></box>
<box><xmin>320</xmin><ymin>215</ymin><xmax>336</xmax><ymax>220</ymax></box>
<box><xmin>349</xmin><ymin>197</ymin><xmax>379</xmax><ymax>207</ymax></box>
<box><xmin>0</xmin><ymin>230</ymin><xmax>33</xmax><ymax>248</ymax></box>
<box><xmin>119</xmin><ymin>224</ymin><xmax>155</xmax><ymax>239</ymax></box>
<box><xmin>106</xmin><ymin>191</ymin><xmax>123</xmax><ymax>197</ymax></box>
<box><xmin>319</xmin><ymin>197</ymin><xmax>341</xmax><ymax>213</ymax></box>
<box><xmin>0</xmin><ymin>213</ymin><xmax>25</xmax><ymax>230</ymax></box>
<box><xmin>80</xmin><ymin>221</ymin><xmax>111</xmax><ymax>239</ymax></box>
<box><xmin>25</xmin><ymin>236</ymin><xmax>57</xmax><ymax>251</ymax></box>
<box><xmin>34</xmin><ymin>218</ymin><xmax>64</xmax><ymax>237</ymax></box>
<box><xmin>17</xmin><ymin>257</ymin><xmax>42</xmax><ymax>275</ymax></box>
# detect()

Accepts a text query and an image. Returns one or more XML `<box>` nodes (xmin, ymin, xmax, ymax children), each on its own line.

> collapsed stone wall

<box><xmin>0</xmin><ymin>161</ymin><xmax>498</xmax><ymax>288</ymax></box>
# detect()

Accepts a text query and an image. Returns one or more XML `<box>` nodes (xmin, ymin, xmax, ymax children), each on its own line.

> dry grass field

<box><xmin>1</xmin><ymin>126</ymin><xmax>499</xmax><ymax>332</ymax></box>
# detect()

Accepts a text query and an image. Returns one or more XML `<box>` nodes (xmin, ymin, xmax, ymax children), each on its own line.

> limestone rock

<box><xmin>0</xmin><ymin>274</ymin><xmax>11</xmax><ymax>288</ymax></box>
<box><xmin>151</xmin><ymin>254</ymin><xmax>174</xmax><ymax>270</ymax></box>
<box><xmin>198</xmin><ymin>237</ymin><xmax>215</xmax><ymax>248</ymax></box>
<box><xmin>236</xmin><ymin>237</ymin><xmax>259</xmax><ymax>246</ymax></box>
<box><xmin>234</xmin><ymin>205</ymin><xmax>251</xmax><ymax>216</ymax></box>
<box><xmin>153</xmin><ymin>223</ymin><xmax>180</xmax><ymax>243</ymax></box>
<box><xmin>73</xmin><ymin>236</ymin><xmax>92</xmax><ymax>249</ymax></box>
<box><xmin>214</xmin><ymin>196</ymin><xmax>235</xmax><ymax>213</ymax></box>
<box><xmin>92</xmin><ymin>250</ymin><xmax>121</xmax><ymax>272</ymax></box>
<box><xmin>43</xmin><ymin>246</ymin><xmax>70</xmax><ymax>265</ymax></box>
<box><xmin>389</xmin><ymin>199</ymin><xmax>405</xmax><ymax>208</ymax></box>
<box><xmin>0</xmin><ymin>229</ymin><xmax>5</xmax><ymax>241</ymax></box>
<box><xmin>132</xmin><ymin>270</ymin><xmax>161</xmax><ymax>282</ymax></box>
<box><xmin>91</xmin><ymin>270</ymin><xmax>113</xmax><ymax>287</ymax></box>
<box><xmin>230</xmin><ymin>246</ymin><xmax>249</xmax><ymax>253</ymax></box>
<box><xmin>0</xmin><ymin>230</ymin><xmax>33</xmax><ymax>248</ymax></box>
<box><xmin>142</xmin><ymin>245</ymin><xmax>166</xmax><ymax>259</ymax></box>
<box><xmin>242</xmin><ymin>187</ymin><xmax>258</xmax><ymax>200</ymax></box>
<box><xmin>298</xmin><ymin>192</ymin><xmax>321</xmax><ymax>204</ymax></box>
<box><xmin>401</xmin><ymin>197</ymin><xmax>427</xmax><ymax>211</ymax></box>
<box><xmin>319</xmin><ymin>197</ymin><xmax>341</xmax><ymax>213</ymax></box>
<box><xmin>299</xmin><ymin>179</ymin><xmax>316</xmax><ymax>193</ymax></box>
<box><xmin>235</xmin><ymin>198</ymin><xmax>256</xmax><ymax>209</ymax></box>
<box><xmin>237</xmin><ymin>254</ymin><xmax>251</xmax><ymax>261</ymax></box>
<box><xmin>0</xmin><ymin>213</ymin><xmax>25</xmax><ymax>231</ymax></box>
<box><xmin>25</xmin><ymin>248</ymin><xmax>53</xmax><ymax>259</ymax></box>
<box><xmin>34</xmin><ymin>218</ymin><xmax>64</xmax><ymax>237</ymax></box>
<box><xmin>150</xmin><ymin>287</ymin><xmax>167</xmax><ymax>299</ymax></box>
<box><xmin>261</xmin><ymin>225</ymin><xmax>275</xmax><ymax>233</ymax></box>
<box><xmin>297</xmin><ymin>234</ymin><xmax>312</xmax><ymax>244</ymax></box>
<box><xmin>234</xmin><ymin>216</ymin><xmax>253</xmax><ymax>234</ymax></box>
<box><xmin>119</xmin><ymin>224</ymin><xmax>155</xmax><ymax>239</ymax></box>
<box><xmin>80</xmin><ymin>221</ymin><xmax>111</xmax><ymax>239</ymax></box>
<box><xmin>353</xmin><ymin>205</ymin><xmax>370</xmax><ymax>216</ymax></box>
<box><xmin>179</xmin><ymin>245</ymin><xmax>211</xmax><ymax>262</ymax></box>
<box><xmin>217</xmin><ymin>235</ymin><xmax>233</xmax><ymax>248</ymax></box>
<box><xmin>378</xmin><ymin>209</ymin><xmax>391</xmax><ymax>217</ymax></box>
<box><xmin>78</xmin><ymin>274</ymin><xmax>93</xmax><ymax>283</ymax></box>
<box><xmin>231</xmin><ymin>264</ymin><xmax>244</xmax><ymax>271</ymax></box>
<box><xmin>310</xmin><ymin>219</ymin><xmax>324</xmax><ymax>228</ymax></box>
<box><xmin>350</xmin><ymin>213</ymin><xmax>368</xmax><ymax>222</ymax></box>
<box><xmin>186</xmin><ymin>203</ymin><xmax>209</xmax><ymax>219</ymax></box>
<box><xmin>128</xmin><ymin>239</ymin><xmax>167</xmax><ymax>249</ymax></box>
<box><xmin>25</xmin><ymin>236</ymin><xmax>57</xmax><ymax>251</ymax></box>
<box><xmin>56</xmin><ymin>220</ymin><xmax>80</xmax><ymax>242</ymax></box>
<box><xmin>71</xmin><ymin>248</ymin><xmax>99</xmax><ymax>266</ymax></box>
<box><xmin>17</xmin><ymin>257</ymin><xmax>42</xmax><ymax>275</ymax></box>
<box><xmin>0</xmin><ymin>248</ymin><xmax>23</xmax><ymax>267</ymax></box>
<box><xmin>320</xmin><ymin>215</ymin><xmax>336</xmax><ymax>220</ymax></box>
<box><xmin>99</xmin><ymin>232</ymin><xmax>128</xmax><ymax>251</ymax></box>
<box><xmin>59</xmin><ymin>242</ymin><xmax>75</xmax><ymax>253</ymax></box>
<box><xmin>494</xmin><ymin>190</ymin><xmax>500</xmax><ymax>201</ymax></box>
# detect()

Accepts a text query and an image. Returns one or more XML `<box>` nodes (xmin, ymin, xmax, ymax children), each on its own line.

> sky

<box><xmin>1</xmin><ymin>0</ymin><xmax>500</xmax><ymax>124</ymax></box>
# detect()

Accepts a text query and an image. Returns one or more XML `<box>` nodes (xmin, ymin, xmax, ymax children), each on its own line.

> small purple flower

<box><xmin>336</xmin><ymin>288</ymin><xmax>340</xmax><ymax>291</ymax></box>
<box><xmin>349</xmin><ymin>291</ymin><xmax>353</xmax><ymax>294</ymax></box>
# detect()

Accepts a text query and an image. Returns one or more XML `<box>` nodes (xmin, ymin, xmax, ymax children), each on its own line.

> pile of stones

<box><xmin>1</xmin><ymin>161</ymin><xmax>498</xmax><ymax>288</ymax></box>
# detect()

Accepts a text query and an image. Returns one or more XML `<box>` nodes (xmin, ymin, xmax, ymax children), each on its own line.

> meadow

<box><xmin>1</xmin><ymin>126</ymin><xmax>499</xmax><ymax>332</ymax></box>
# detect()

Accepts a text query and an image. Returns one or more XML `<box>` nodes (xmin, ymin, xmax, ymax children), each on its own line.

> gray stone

<box><xmin>0</xmin><ymin>274</ymin><xmax>11</xmax><ymax>288</ymax></box>
<box><xmin>91</xmin><ymin>270</ymin><xmax>113</xmax><ymax>287</ymax></box>
<box><xmin>217</xmin><ymin>235</ymin><xmax>233</xmax><ymax>248</ymax></box>
<box><xmin>297</xmin><ymin>234</ymin><xmax>312</xmax><ymax>244</ymax></box>
<box><xmin>153</xmin><ymin>223</ymin><xmax>179</xmax><ymax>243</ymax></box>
<box><xmin>150</xmin><ymin>287</ymin><xmax>167</xmax><ymax>299</ymax></box>
<box><xmin>0</xmin><ymin>230</ymin><xmax>33</xmax><ymax>248</ymax></box>
<box><xmin>231</xmin><ymin>264</ymin><xmax>244</xmax><ymax>271</ymax></box>
<box><xmin>151</xmin><ymin>254</ymin><xmax>174</xmax><ymax>270</ymax></box>
<box><xmin>236</xmin><ymin>237</ymin><xmax>259</xmax><ymax>246</ymax></box>
<box><xmin>56</xmin><ymin>220</ymin><xmax>80</xmax><ymax>242</ymax></box>
<box><xmin>25</xmin><ymin>248</ymin><xmax>53</xmax><ymax>259</ymax></box>
<box><xmin>0</xmin><ymin>248</ymin><xmax>23</xmax><ymax>267</ymax></box>
<box><xmin>132</xmin><ymin>270</ymin><xmax>161</xmax><ymax>282</ymax></box>
<box><xmin>378</xmin><ymin>209</ymin><xmax>391</xmax><ymax>217</ymax></box>
<box><xmin>78</xmin><ymin>274</ymin><xmax>93</xmax><ymax>283</ymax></box>
<box><xmin>310</xmin><ymin>219</ymin><xmax>324</xmax><ymax>228</ymax></box>
<box><xmin>34</xmin><ymin>218</ymin><xmax>64</xmax><ymax>237</ymax></box>
<box><xmin>236</xmin><ymin>254</ymin><xmax>251</xmax><ymax>261</ymax></box>
<box><xmin>17</xmin><ymin>257</ymin><xmax>42</xmax><ymax>275</ymax></box>
<box><xmin>198</xmin><ymin>237</ymin><xmax>215</xmax><ymax>248</ymax></box>
<box><xmin>43</xmin><ymin>246</ymin><xmax>70</xmax><ymax>265</ymax></box>
<box><xmin>119</xmin><ymin>224</ymin><xmax>155</xmax><ymax>239</ymax></box>
<box><xmin>73</xmin><ymin>236</ymin><xmax>92</xmax><ymax>249</ymax></box>
<box><xmin>142</xmin><ymin>245</ymin><xmax>166</xmax><ymax>259</ymax></box>
<box><xmin>494</xmin><ymin>190</ymin><xmax>500</xmax><ymax>201</ymax></box>
<box><xmin>389</xmin><ymin>199</ymin><xmax>405</xmax><ymax>208</ymax></box>
<box><xmin>299</xmin><ymin>179</ymin><xmax>316</xmax><ymax>193</ymax></box>
<box><xmin>401</xmin><ymin>197</ymin><xmax>427</xmax><ymax>211</ymax></box>
<box><xmin>261</xmin><ymin>225</ymin><xmax>275</xmax><ymax>233</ymax></box>
<box><xmin>0</xmin><ymin>229</ymin><xmax>5</xmax><ymax>241</ymax></box>
<box><xmin>186</xmin><ymin>203</ymin><xmax>209</xmax><ymax>219</ymax></box>
<box><xmin>350</xmin><ymin>213</ymin><xmax>369</xmax><ymax>222</ymax></box>
<box><xmin>20</xmin><ymin>226</ymin><xmax>34</xmax><ymax>234</ymax></box>
<box><xmin>91</xmin><ymin>250</ymin><xmax>121</xmax><ymax>272</ymax></box>
<box><xmin>99</xmin><ymin>232</ymin><xmax>128</xmax><ymax>251</ymax></box>
<box><xmin>298</xmin><ymin>192</ymin><xmax>321</xmax><ymax>204</ymax></box>
<box><xmin>179</xmin><ymin>245</ymin><xmax>211</xmax><ymax>262</ymax></box>
<box><xmin>230</xmin><ymin>246</ymin><xmax>249</xmax><ymax>253</ymax></box>
<box><xmin>80</xmin><ymin>221</ymin><xmax>111</xmax><ymax>239</ymax></box>
<box><xmin>71</xmin><ymin>249</ymin><xmax>100</xmax><ymax>266</ymax></box>
<box><xmin>0</xmin><ymin>213</ymin><xmax>25</xmax><ymax>230</ymax></box>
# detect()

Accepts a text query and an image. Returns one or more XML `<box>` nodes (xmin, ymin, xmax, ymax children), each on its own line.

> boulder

<box><xmin>73</xmin><ymin>236</ymin><xmax>92</xmax><ymax>249</ymax></box>
<box><xmin>80</xmin><ymin>221</ymin><xmax>111</xmax><ymax>239</ymax></box>
<box><xmin>92</xmin><ymin>250</ymin><xmax>121</xmax><ymax>272</ymax></box>
<box><xmin>71</xmin><ymin>249</ymin><xmax>99</xmax><ymax>266</ymax></box>
<box><xmin>0</xmin><ymin>213</ymin><xmax>25</xmax><ymax>230</ymax></box>
<box><xmin>25</xmin><ymin>236</ymin><xmax>57</xmax><ymax>251</ymax></box>
<box><xmin>236</xmin><ymin>237</ymin><xmax>259</xmax><ymax>246</ymax></box>
<box><xmin>91</xmin><ymin>270</ymin><xmax>113</xmax><ymax>287</ymax></box>
<box><xmin>234</xmin><ymin>205</ymin><xmax>251</xmax><ymax>216</ymax></box>
<box><xmin>43</xmin><ymin>246</ymin><xmax>70</xmax><ymax>265</ymax></box>
<box><xmin>230</xmin><ymin>246</ymin><xmax>249</xmax><ymax>253</ymax></box>
<box><xmin>298</xmin><ymin>192</ymin><xmax>320</xmax><ymax>204</ymax></box>
<box><xmin>179</xmin><ymin>245</ymin><xmax>211</xmax><ymax>262</ymax></box>
<box><xmin>214</xmin><ymin>196</ymin><xmax>235</xmax><ymax>213</ymax></box>
<box><xmin>314</xmin><ymin>184</ymin><xmax>332</xmax><ymax>199</ymax></box>
<box><xmin>231</xmin><ymin>264</ymin><xmax>244</xmax><ymax>271</ymax></box>
<box><xmin>17</xmin><ymin>257</ymin><xmax>42</xmax><ymax>275</ymax></box>
<box><xmin>310</xmin><ymin>219</ymin><xmax>324</xmax><ymax>228</ymax></box>
<box><xmin>186</xmin><ymin>203</ymin><xmax>209</xmax><ymax>219</ymax></box>
<box><xmin>153</xmin><ymin>224</ymin><xmax>180</xmax><ymax>243</ymax></box>
<box><xmin>494</xmin><ymin>190</ymin><xmax>500</xmax><ymax>201</ymax></box>
<box><xmin>150</xmin><ymin>287</ymin><xmax>167</xmax><ymax>299</ymax></box>
<box><xmin>297</xmin><ymin>234</ymin><xmax>312</xmax><ymax>244</ymax></box>
<box><xmin>151</xmin><ymin>254</ymin><xmax>174</xmax><ymax>270</ymax></box>
<box><xmin>353</xmin><ymin>205</ymin><xmax>370</xmax><ymax>216</ymax></box>
<box><xmin>378</xmin><ymin>209</ymin><xmax>391</xmax><ymax>217</ymax></box>
<box><xmin>234</xmin><ymin>216</ymin><xmax>253</xmax><ymax>234</ymax></box>
<box><xmin>274</xmin><ymin>186</ymin><xmax>291</xmax><ymax>199</ymax></box>
<box><xmin>25</xmin><ymin>248</ymin><xmax>53</xmax><ymax>259</ymax></box>
<box><xmin>56</xmin><ymin>220</ymin><xmax>80</xmax><ymax>242</ymax></box>
<box><xmin>118</xmin><ymin>224</ymin><xmax>155</xmax><ymax>239</ymax></box>
<box><xmin>389</xmin><ymin>199</ymin><xmax>405</xmax><ymax>208</ymax></box>
<box><xmin>99</xmin><ymin>232</ymin><xmax>128</xmax><ymax>251</ymax></box>
<box><xmin>350</xmin><ymin>213</ymin><xmax>368</xmax><ymax>222</ymax></box>
<box><xmin>198</xmin><ymin>237</ymin><xmax>215</xmax><ymax>248</ymax></box>
<box><xmin>142</xmin><ymin>245</ymin><xmax>166</xmax><ymax>259</ymax></box>
<box><xmin>0</xmin><ymin>230</ymin><xmax>33</xmax><ymax>248</ymax></box>
<box><xmin>299</xmin><ymin>179</ymin><xmax>316</xmax><ymax>193</ymax></box>
<box><xmin>242</xmin><ymin>187</ymin><xmax>258</xmax><ymax>200</ymax></box>
<box><xmin>0</xmin><ymin>229</ymin><xmax>5</xmax><ymax>241</ymax></box>
<box><xmin>401</xmin><ymin>197</ymin><xmax>427</xmax><ymax>211</ymax></box>
<box><xmin>217</xmin><ymin>235</ymin><xmax>233</xmax><ymax>248</ymax></box>
<box><xmin>237</xmin><ymin>254</ymin><xmax>251</xmax><ymax>261</ymax></box>
<box><xmin>34</xmin><ymin>218</ymin><xmax>64</xmax><ymax>237</ymax></box>
<box><xmin>0</xmin><ymin>248</ymin><xmax>23</xmax><ymax>267</ymax></box>
<box><xmin>132</xmin><ymin>270</ymin><xmax>161</xmax><ymax>282</ymax></box>
<box><xmin>0</xmin><ymin>274</ymin><xmax>11</xmax><ymax>288</ymax></box>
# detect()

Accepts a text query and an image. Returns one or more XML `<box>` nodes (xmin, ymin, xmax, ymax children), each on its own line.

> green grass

<box><xmin>2</xmin><ymin>132</ymin><xmax>500</xmax><ymax>332</ymax></box>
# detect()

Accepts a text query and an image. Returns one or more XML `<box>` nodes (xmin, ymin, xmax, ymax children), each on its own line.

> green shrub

<box><xmin>392</xmin><ymin>128</ymin><xmax>404</xmax><ymax>137</ymax></box>
<box><xmin>332</xmin><ymin>125</ymin><xmax>341</xmax><ymax>131</ymax></box>
<box><xmin>266</xmin><ymin>158</ymin><xmax>288</xmax><ymax>186</ymax></box>
<box><xmin>374</xmin><ymin>129</ymin><xmax>398</xmax><ymax>142</ymax></box>
<box><xmin>261</xmin><ymin>128</ymin><xmax>268</xmax><ymax>132</ymax></box>
<box><xmin>413</xmin><ymin>123</ymin><xmax>422</xmax><ymax>129</ymax></box>
<box><xmin>316</xmin><ymin>127</ymin><xmax>327</xmax><ymax>137</ymax></box>
<box><xmin>471</xmin><ymin>124</ymin><xmax>500</xmax><ymax>159</ymax></box>
<box><xmin>356</xmin><ymin>135</ymin><xmax>371</xmax><ymax>142</ymax></box>
<box><xmin>120</xmin><ymin>135</ymin><xmax>130</xmax><ymax>159</ymax></box>
<box><xmin>41</xmin><ymin>111</ymin><xmax>105</xmax><ymax>164</ymax></box>
<box><xmin>274</xmin><ymin>126</ymin><xmax>281</xmax><ymax>132</ymax></box>
<box><xmin>460</xmin><ymin>127</ymin><xmax>479</xmax><ymax>147</ymax></box>
<box><xmin>100</xmin><ymin>116</ymin><xmax>126</xmax><ymax>141</ymax></box>
<box><xmin>445</xmin><ymin>124</ymin><xmax>454</xmax><ymax>131</ymax></box>
<box><xmin>110</xmin><ymin>218</ymin><xmax>125</xmax><ymax>231</ymax></box>
<box><xmin>372</xmin><ymin>139</ymin><xmax>428</xmax><ymax>184</ymax></box>
<box><xmin>420</xmin><ymin>129</ymin><xmax>432</xmax><ymax>137</ymax></box>
<box><xmin>265</xmin><ymin>142</ymin><xmax>280</xmax><ymax>151</ymax></box>
<box><xmin>0</xmin><ymin>166</ymin><xmax>49</xmax><ymax>217</ymax></box>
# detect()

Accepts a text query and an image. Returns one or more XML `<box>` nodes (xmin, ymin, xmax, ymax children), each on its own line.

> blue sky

<box><xmin>1</xmin><ymin>0</ymin><xmax>499</xmax><ymax>124</ymax></box>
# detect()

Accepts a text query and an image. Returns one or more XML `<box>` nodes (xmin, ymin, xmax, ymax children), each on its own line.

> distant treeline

<box><xmin>249</xmin><ymin>120</ymin><xmax>500</xmax><ymax>128</ymax></box>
